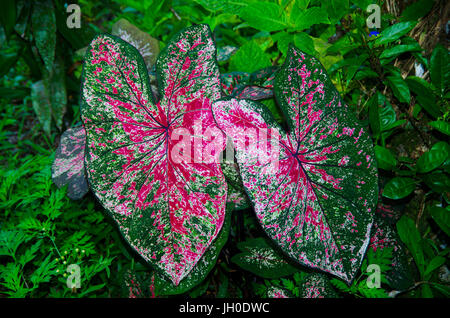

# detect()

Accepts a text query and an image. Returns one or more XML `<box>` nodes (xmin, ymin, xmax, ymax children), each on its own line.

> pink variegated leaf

<box><xmin>212</xmin><ymin>46</ymin><xmax>378</xmax><ymax>283</ymax></box>
<box><xmin>81</xmin><ymin>24</ymin><xmax>227</xmax><ymax>285</ymax></box>
<box><xmin>52</xmin><ymin>126</ymin><xmax>89</xmax><ymax>200</ymax></box>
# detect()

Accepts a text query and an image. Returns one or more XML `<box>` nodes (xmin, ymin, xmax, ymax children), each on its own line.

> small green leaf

<box><xmin>239</xmin><ymin>2</ymin><xmax>287</xmax><ymax>32</ymax></box>
<box><xmin>430</xmin><ymin>44</ymin><xmax>449</xmax><ymax>96</ymax></box>
<box><xmin>422</xmin><ymin>172</ymin><xmax>450</xmax><ymax>193</ymax></box>
<box><xmin>424</xmin><ymin>256</ymin><xmax>446</xmax><ymax>279</ymax></box>
<box><xmin>406</xmin><ymin>76</ymin><xmax>440</xmax><ymax>118</ymax></box>
<box><xmin>416</xmin><ymin>141</ymin><xmax>450</xmax><ymax>173</ymax></box>
<box><xmin>430</xmin><ymin>206</ymin><xmax>450</xmax><ymax>236</ymax></box>
<box><xmin>386</xmin><ymin>75</ymin><xmax>410</xmax><ymax>104</ymax></box>
<box><xmin>379</xmin><ymin>43</ymin><xmax>422</xmax><ymax>59</ymax></box>
<box><xmin>375</xmin><ymin>21</ymin><xmax>417</xmax><ymax>46</ymax></box>
<box><xmin>374</xmin><ymin>146</ymin><xmax>397</xmax><ymax>170</ymax></box>
<box><xmin>396</xmin><ymin>216</ymin><xmax>425</xmax><ymax>276</ymax></box>
<box><xmin>428</xmin><ymin>121</ymin><xmax>450</xmax><ymax>136</ymax></box>
<box><xmin>293</xmin><ymin>32</ymin><xmax>315</xmax><ymax>56</ymax></box>
<box><xmin>382</xmin><ymin>177</ymin><xmax>415</xmax><ymax>199</ymax></box>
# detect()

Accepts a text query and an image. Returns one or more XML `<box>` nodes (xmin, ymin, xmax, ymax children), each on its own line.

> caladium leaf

<box><xmin>299</xmin><ymin>272</ymin><xmax>338</xmax><ymax>298</ymax></box>
<box><xmin>212</xmin><ymin>46</ymin><xmax>378</xmax><ymax>283</ymax></box>
<box><xmin>122</xmin><ymin>205</ymin><xmax>232</xmax><ymax>296</ymax></box>
<box><xmin>52</xmin><ymin>126</ymin><xmax>89</xmax><ymax>200</ymax></box>
<box><xmin>221</xmin><ymin>154</ymin><xmax>250</xmax><ymax>210</ymax></box>
<box><xmin>267</xmin><ymin>286</ymin><xmax>291</xmax><ymax>298</ymax></box>
<box><xmin>155</xmin><ymin>204</ymin><xmax>232</xmax><ymax>295</ymax></box>
<box><xmin>231</xmin><ymin>237</ymin><xmax>299</xmax><ymax>279</ymax></box>
<box><xmin>111</xmin><ymin>18</ymin><xmax>160</xmax><ymax>73</ymax></box>
<box><xmin>81</xmin><ymin>24</ymin><xmax>227</xmax><ymax>285</ymax></box>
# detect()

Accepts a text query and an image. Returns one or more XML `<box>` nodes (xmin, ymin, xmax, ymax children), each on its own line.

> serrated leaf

<box><xmin>212</xmin><ymin>46</ymin><xmax>378</xmax><ymax>283</ymax></box>
<box><xmin>294</xmin><ymin>7</ymin><xmax>330</xmax><ymax>31</ymax></box>
<box><xmin>81</xmin><ymin>25</ymin><xmax>227</xmax><ymax>285</ymax></box>
<box><xmin>52</xmin><ymin>126</ymin><xmax>89</xmax><ymax>200</ymax></box>
<box><xmin>231</xmin><ymin>237</ymin><xmax>299</xmax><ymax>279</ymax></box>
<box><xmin>112</xmin><ymin>18</ymin><xmax>160</xmax><ymax>72</ymax></box>
<box><xmin>31</xmin><ymin>0</ymin><xmax>56</xmax><ymax>72</ymax></box>
<box><xmin>229</xmin><ymin>40</ymin><xmax>272</xmax><ymax>73</ymax></box>
<box><xmin>239</xmin><ymin>2</ymin><xmax>287</xmax><ymax>32</ymax></box>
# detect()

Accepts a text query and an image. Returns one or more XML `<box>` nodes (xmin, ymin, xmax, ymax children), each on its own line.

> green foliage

<box><xmin>1</xmin><ymin>0</ymin><xmax>449</xmax><ymax>299</ymax></box>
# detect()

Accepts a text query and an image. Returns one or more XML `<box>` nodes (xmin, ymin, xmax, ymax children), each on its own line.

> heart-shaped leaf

<box><xmin>52</xmin><ymin>126</ymin><xmax>89</xmax><ymax>200</ymax></box>
<box><xmin>212</xmin><ymin>46</ymin><xmax>378</xmax><ymax>283</ymax></box>
<box><xmin>81</xmin><ymin>24</ymin><xmax>227</xmax><ymax>285</ymax></box>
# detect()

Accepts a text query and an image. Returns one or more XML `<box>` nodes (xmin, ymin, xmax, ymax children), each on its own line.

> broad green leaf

<box><xmin>386</xmin><ymin>75</ymin><xmax>410</xmax><ymax>104</ymax></box>
<box><xmin>272</xmin><ymin>31</ymin><xmax>292</xmax><ymax>55</ymax></box>
<box><xmin>239</xmin><ymin>2</ymin><xmax>287</xmax><ymax>32</ymax></box>
<box><xmin>229</xmin><ymin>40</ymin><xmax>271</xmax><ymax>73</ymax></box>
<box><xmin>396</xmin><ymin>215</ymin><xmax>425</xmax><ymax>276</ymax></box>
<box><xmin>416</xmin><ymin>141</ymin><xmax>450</xmax><ymax>173</ymax></box>
<box><xmin>424</xmin><ymin>256</ymin><xmax>446</xmax><ymax>279</ymax></box>
<box><xmin>379</xmin><ymin>43</ymin><xmax>422</xmax><ymax>59</ymax></box>
<box><xmin>374</xmin><ymin>145</ymin><xmax>397</xmax><ymax>171</ymax></box>
<box><xmin>294</xmin><ymin>7</ymin><xmax>330</xmax><ymax>31</ymax></box>
<box><xmin>430</xmin><ymin>44</ymin><xmax>449</xmax><ymax>96</ymax></box>
<box><xmin>48</xmin><ymin>56</ymin><xmax>67</xmax><ymax>130</ymax></box>
<box><xmin>428</xmin><ymin>121</ymin><xmax>450</xmax><ymax>136</ymax></box>
<box><xmin>382</xmin><ymin>177</ymin><xmax>415</xmax><ymax>199</ymax></box>
<box><xmin>293</xmin><ymin>32</ymin><xmax>316</xmax><ymax>56</ymax></box>
<box><xmin>430</xmin><ymin>206</ymin><xmax>450</xmax><ymax>236</ymax></box>
<box><xmin>406</xmin><ymin>76</ymin><xmax>440</xmax><ymax>118</ymax></box>
<box><xmin>375</xmin><ymin>21</ymin><xmax>417</xmax><ymax>45</ymax></box>
<box><xmin>375</xmin><ymin>21</ymin><xmax>417</xmax><ymax>46</ymax></box>
<box><xmin>321</xmin><ymin>0</ymin><xmax>348</xmax><ymax>24</ymax></box>
<box><xmin>231</xmin><ymin>238</ymin><xmax>299</xmax><ymax>279</ymax></box>
<box><xmin>31</xmin><ymin>0</ymin><xmax>56</xmax><ymax>72</ymax></box>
